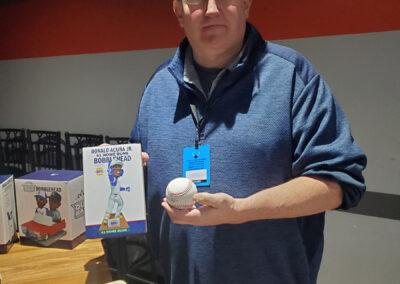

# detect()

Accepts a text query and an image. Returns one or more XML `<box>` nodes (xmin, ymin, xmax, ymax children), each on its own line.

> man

<box><xmin>131</xmin><ymin>0</ymin><xmax>367</xmax><ymax>283</ymax></box>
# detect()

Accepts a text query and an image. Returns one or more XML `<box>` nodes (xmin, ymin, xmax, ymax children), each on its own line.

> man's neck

<box><xmin>192</xmin><ymin>42</ymin><xmax>243</xmax><ymax>68</ymax></box>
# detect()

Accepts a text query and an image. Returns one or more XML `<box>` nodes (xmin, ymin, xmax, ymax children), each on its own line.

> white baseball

<box><xmin>165</xmin><ymin>177</ymin><xmax>198</xmax><ymax>209</ymax></box>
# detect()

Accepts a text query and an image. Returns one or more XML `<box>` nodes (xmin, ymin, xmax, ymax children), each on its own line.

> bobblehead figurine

<box><xmin>34</xmin><ymin>191</ymin><xmax>49</xmax><ymax>216</ymax></box>
<box><xmin>102</xmin><ymin>159</ymin><xmax>130</xmax><ymax>227</ymax></box>
<box><xmin>48</xmin><ymin>192</ymin><xmax>62</xmax><ymax>223</ymax></box>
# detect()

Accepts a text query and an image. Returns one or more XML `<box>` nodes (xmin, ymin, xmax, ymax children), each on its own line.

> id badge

<box><xmin>183</xmin><ymin>145</ymin><xmax>210</xmax><ymax>187</ymax></box>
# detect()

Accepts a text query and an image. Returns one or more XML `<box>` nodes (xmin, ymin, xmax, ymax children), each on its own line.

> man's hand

<box><xmin>141</xmin><ymin>152</ymin><xmax>149</xmax><ymax>166</ymax></box>
<box><xmin>161</xmin><ymin>176</ymin><xmax>343</xmax><ymax>226</ymax></box>
<box><xmin>161</xmin><ymin>192</ymin><xmax>244</xmax><ymax>226</ymax></box>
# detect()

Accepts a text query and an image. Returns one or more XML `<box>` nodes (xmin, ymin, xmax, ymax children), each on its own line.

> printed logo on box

<box><xmin>2</xmin><ymin>177</ymin><xmax>13</xmax><ymax>189</ymax></box>
<box><xmin>70</xmin><ymin>189</ymin><xmax>85</xmax><ymax>219</ymax></box>
<box><xmin>96</xmin><ymin>167</ymin><xmax>104</xmax><ymax>176</ymax></box>
<box><xmin>22</xmin><ymin>182</ymin><xmax>36</xmax><ymax>192</ymax></box>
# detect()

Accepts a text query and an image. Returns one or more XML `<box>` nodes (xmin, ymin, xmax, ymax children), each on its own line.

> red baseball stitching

<box><xmin>167</xmin><ymin>179</ymin><xmax>192</xmax><ymax>197</ymax></box>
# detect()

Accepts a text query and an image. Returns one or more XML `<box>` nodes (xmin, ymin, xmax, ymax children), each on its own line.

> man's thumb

<box><xmin>193</xmin><ymin>192</ymin><xmax>219</xmax><ymax>208</ymax></box>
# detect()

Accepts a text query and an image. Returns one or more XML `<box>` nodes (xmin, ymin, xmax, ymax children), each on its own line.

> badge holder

<box><xmin>183</xmin><ymin>145</ymin><xmax>210</xmax><ymax>187</ymax></box>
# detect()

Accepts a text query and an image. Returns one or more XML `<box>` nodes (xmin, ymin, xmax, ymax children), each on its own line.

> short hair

<box><xmin>49</xmin><ymin>192</ymin><xmax>62</xmax><ymax>203</ymax></box>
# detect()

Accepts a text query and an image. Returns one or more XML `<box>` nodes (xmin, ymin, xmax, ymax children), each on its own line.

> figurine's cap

<box><xmin>34</xmin><ymin>191</ymin><xmax>47</xmax><ymax>199</ymax></box>
<box><xmin>111</xmin><ymin>159</ymin><xmax>123</xmax><ymax>167</ymax></box>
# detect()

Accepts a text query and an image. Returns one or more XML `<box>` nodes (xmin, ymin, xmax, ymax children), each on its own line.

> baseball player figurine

<box><xmin>102</xmin><ymin>159</ymin><xmax>130</xmax><ymax>225</ymax></box>
<box><xmin>34</xmin><ymin>191</ymin><xmax>49</xmax><ymax>216</ymax></box>
<box><xmin>48</xmin><ymin>192</ymin><xmax>62</xmax><ymax>222</ymax></box>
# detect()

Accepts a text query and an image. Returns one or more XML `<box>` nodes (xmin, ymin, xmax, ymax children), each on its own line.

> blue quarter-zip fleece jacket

<box><xmin>131</xmin><ymin>23</ymin><xmax>367</xmax><ymax>284</ymax></box>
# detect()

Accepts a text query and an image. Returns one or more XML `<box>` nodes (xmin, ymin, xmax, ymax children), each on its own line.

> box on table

<box><xmin>83</xmin><ymin>143</ymin><xmax>146</xmax><ymax>238</ymax></box>
<box><xmin>0</xmin><ymin>175</ymin><xmax>18</xmax><ymax>254</ymax></box>
<box><xmin>15</xmin><ymin>170</ymin><xmax>85</xmax><ymax>249</ymax></box>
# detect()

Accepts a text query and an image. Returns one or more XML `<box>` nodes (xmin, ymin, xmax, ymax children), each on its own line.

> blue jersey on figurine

<box><xmin>102</xmin><ymin>159</ymin><xmax>130</xmax><ymax>225</ymax></box>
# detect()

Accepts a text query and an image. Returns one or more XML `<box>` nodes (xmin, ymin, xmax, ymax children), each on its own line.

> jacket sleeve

<box><xmin>130</xmin><ymin>86</ymin><xmax>149</xmax><ymax>145</ymax></box>
<box><xmin>130</xmin><ymin>115</ymin><xmax>141</xmax><ymax>144</ymax></box>
<box><xmin>130</xmin><ymin>91</ymin><xmax>146</xmax><ymax>145</ymax></box>
<box><xmin>291</xmin><ymin>74</ymin><xmax>367</xmax><ymax>210</ymax></box>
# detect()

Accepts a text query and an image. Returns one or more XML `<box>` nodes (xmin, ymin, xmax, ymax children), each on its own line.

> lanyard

<box><xmin>185</xmin><ymin>104</ymin><xmax>211</xmax><ymax>187</ymax></box>
<box><xmin>190</xmin><ymin>104</ymin><xmax>202</xmax><ymax>149</ymax></box>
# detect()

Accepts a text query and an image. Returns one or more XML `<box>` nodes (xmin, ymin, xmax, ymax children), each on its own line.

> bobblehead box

<box><xmin>83</xmin><ymin>143</ymin><xmax>146</xmax><ymax>239</ymax></box>
<box><xmin>14</xmin><ymin>170</ymin><xmax>85</xmax><ymax>249</ymax></box>
<box><xmin>0</xmin><ymin>175</ymin><xmax>18</xmax><ymax>254</ymax></box>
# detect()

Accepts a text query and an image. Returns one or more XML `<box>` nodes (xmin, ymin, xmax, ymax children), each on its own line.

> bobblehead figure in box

<box><xmin>83</xmin><ymin>143</ymin><xmax>146</xmax><ymax>238</ymax></box>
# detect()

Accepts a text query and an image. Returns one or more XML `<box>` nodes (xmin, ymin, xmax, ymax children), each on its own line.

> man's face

<box><xmin>112</xmin><ymin>165</ymin><xmax>122</xmax><ymax>177</ymax></box>
<box><xmin>49</xmin><ymin>200</ymin><xmax>61</xmax><ymax>210</ymax></box>
<box><xmin>173</xmin><ymin>0</ymin><xmax>252</xmax><ymax>63</ymax></box>
<box><xmin>36</xmin><ymin>197</ymin><xmax>47</xmax><ymax>208</ymax></box>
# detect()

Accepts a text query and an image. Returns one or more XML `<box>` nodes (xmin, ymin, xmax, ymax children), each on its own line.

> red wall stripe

<box><xmin>252</xmin><ymin>0</ymin><xmax>400</xmax><ymax>40</ymax></box>
<box><xmin>0</xmin><ymin>0</ymin><xmax>399</xmax><ymax>60</ymax></box>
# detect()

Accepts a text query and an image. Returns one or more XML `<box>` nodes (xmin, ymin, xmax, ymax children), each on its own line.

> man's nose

<box><xmin>205</xmin><ymin>0</ymin><xmax>220</xmax><ymax>16</ymax></box>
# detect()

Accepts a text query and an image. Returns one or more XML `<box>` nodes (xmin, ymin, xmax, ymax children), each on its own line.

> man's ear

<box><xmin>173</xmin><ymin>0</ymin><xmax>184</xmax><ymax>28</ymax></box>
<box><xmin>243</xmin><ymin>0</ymin><xmax>252</xmax><ymax>18</ymax></box>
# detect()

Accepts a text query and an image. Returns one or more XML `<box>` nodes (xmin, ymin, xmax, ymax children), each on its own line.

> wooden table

<box><xmin>0</xmin><ymin>238</ymin><xmax>112</xmax><ymax>284</ymax></box>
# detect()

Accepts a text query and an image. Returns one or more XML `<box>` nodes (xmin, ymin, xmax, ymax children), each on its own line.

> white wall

<box><xmin>0</xmin><ymin>48</ymin><xmax>175</xmax><ymax>137</ymax></box>
<box><xmin>320</xmin><ymin>211</ymin><xmax>400</xmax><ymax>284</ymax></box>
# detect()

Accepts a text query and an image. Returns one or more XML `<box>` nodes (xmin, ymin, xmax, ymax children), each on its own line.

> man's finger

<box><xmin>193</xmin><ymin>192</ymin><xmax>220</xmax><ymax>208</ymax></box>
<box><xmin>142</xmin><ymin>152</ymin><xmax>149</xmax><ymax>165</ymax></box>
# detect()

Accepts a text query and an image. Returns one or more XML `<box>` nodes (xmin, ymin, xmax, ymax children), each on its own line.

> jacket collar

<box><xmin>168</xmin><ymin>22</ymin><xmax>266</xmax><ymax>86</ymax></box>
